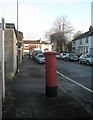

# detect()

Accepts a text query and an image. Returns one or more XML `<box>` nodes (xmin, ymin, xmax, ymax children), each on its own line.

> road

<box><xmin>56</xmin><ymin>59</ymin><xmax>93</xmax><ymax>115</ymax></box>
<box><xmin>33</xmin><ymin>58</ymin><xmax>93</xmax><ymax>115</ymax></box>
<box><xmin>56</xmin><ymin>59</ymin><xmax>92</xmax><ymax>89</ymax></box>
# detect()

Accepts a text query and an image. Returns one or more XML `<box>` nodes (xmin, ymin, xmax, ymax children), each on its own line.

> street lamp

<box><xmin>16</xmin><ymin>0</ymin><xmax>19</xmax><ymax>73</ymax></box>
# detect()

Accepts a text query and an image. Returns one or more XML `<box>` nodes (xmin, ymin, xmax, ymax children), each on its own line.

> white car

<box><xmin>79</xmin><ymin>53</ymin><xmax>93</xmax><ymax>65</ymax></box>
<box><xmin>56</xmin><ymin>52</ymin><xmax>62</xmax><ymax>59</ymax></box>
<box><xmin>60</xmin><ymin>53</ymin><xmax>68</xmax><ymax>60</ymax></box>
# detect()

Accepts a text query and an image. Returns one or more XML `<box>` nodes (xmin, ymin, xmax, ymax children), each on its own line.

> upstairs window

<box><xmin>79</xmin><ymin>40</ymin><xmax>82</xmax><ymax>45</ymax></box>
<box><xmin>85</xmin><ymin>37</ymin><xmax>88</xmax><ymax>44</ymax></box>
<box><xmin>73</xmin><ymin>41</ymin><xmax>75</xmax><ymax>45</ymax></box>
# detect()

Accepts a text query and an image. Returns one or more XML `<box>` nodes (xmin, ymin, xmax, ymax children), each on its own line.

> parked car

<box><xmin>35</xmin><ymin>53</ymin><xmax>45</xmax><ymax>64</ymax></box>
<box><xmin>32</xmin><ymin>51</ymin><xmax>42</xmax><ymax>60</ymax></box>
<box><xmin>78</xmin><ymin>53</ymin><xmax>93</xmax><ymax>65</ymax></box>
<box><xmin>56</xmin><ymin>52</ymin><xmax>61</xmax><ymax>59</ymax></box>
<box><xmin>60</xmin><ymin>53</ymin><xmax>68</xmax><ymax>60</ymax></box>
<box><xmin>64</xmin><ymin>53</ymin><xmax>78</xmax><ymax>61</ymax></box>
<box><xmin>32</xmin><ymin>48</ymin><xmax>41</xmax><ymax>59</ymax></box>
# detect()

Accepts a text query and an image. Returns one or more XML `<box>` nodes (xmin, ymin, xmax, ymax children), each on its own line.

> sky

<box><xmin>0</xmin><ymin>0</ymin><xmax>92</xmax><ymax>40</ymax></box>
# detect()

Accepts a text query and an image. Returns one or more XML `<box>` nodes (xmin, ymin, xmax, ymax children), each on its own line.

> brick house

<box><xmin>22</xmin><ymin>39</ymin><xmax>52</xmax><ymax>55</ymax></box>
<box><xmin>17</xmin><ymin>31</ymin><xmax>24</xmax><ymax>62</ymax></box>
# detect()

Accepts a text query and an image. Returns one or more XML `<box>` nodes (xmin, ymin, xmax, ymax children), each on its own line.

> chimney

<box><xmin>89</xmin><ymin>25</ymin><xmax>93</xmax><ymax>31</ymax></box>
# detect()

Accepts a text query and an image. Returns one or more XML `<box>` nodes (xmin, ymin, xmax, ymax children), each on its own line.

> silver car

<box><xmin>79</xmin><ymin>53</ymin><xmax>93</xmax><ymax>65</ymax></box>
<box><xmin>64</xmin><ymin>53</ymin><xmax>78</xmax><ymax>61</ymax></box>
<box><xmin>35</xmin><ymin>53</ymin><xmax>45</xmax><ymax>64</ymax></box>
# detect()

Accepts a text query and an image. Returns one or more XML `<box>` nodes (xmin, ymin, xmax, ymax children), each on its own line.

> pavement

<box><xmin>2</xmin><ymin>56</ymin><xmax>93</xmax><ymax>119</ymax></box>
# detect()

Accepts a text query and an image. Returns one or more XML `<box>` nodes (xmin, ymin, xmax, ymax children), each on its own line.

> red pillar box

<box><xmin>44</xmin><ymin>51</ymin><xmax>57</xmax><ymax>97</ymax></box>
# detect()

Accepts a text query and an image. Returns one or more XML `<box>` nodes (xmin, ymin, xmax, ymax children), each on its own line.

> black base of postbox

<box><xmin>45</xmin><ymin>86</ymin><xmax>57</xmax><ymax>97</ymax></box>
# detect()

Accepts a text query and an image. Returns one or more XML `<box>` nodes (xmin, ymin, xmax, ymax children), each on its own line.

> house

<box><xmin>0</xmin><ymin>23</ymin><xmax>23</xmax><ymax>79</ymax></box>
<box><xmin>72</xmin><ymin>29</ymin><xmax>93</xmax><ymax>56</ymax></box>
<box><xmin>17</xmin><ymin>31</ymin><xmax>24</xmax><ymax>63</ymax></box>
<box><xmin>22</xmin><ymin>39</ymin><xmax>52</xmax><ymax>55</ymax></box>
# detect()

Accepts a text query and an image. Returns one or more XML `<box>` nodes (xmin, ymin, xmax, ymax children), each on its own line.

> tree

<box><xmin>53</xmin><ymin>16</ymin><xmax>73</xmax><ymax>34</ymax></box>
<box><xmin>66</xmin><ymin>41</ymin><xmax>72</xmax><ymax>52</ymax></box>
<box><xmin>73</xmin><ymin>31</ymin><xmax>82</xmax><ymax>39</ymax></box>
<box><xmin>49</xmin><ymin>16</ymin><xmax>73</xmax><ymax>52</ymax></box>
<box><xmin>50</xmin><ymin>32</ymin><xmax>68</xmax><ymax>52</ymax></box>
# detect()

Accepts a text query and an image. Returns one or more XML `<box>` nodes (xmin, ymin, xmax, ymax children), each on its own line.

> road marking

<box><xmin>56</xmin><ymin>71</ymin><xmax>93</xmax><ymax>93</ymax></box>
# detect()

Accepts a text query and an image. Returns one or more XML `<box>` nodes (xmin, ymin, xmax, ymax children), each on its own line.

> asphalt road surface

<box><xmin>34</xmin><ymin>58</ymin><xmax>93</xmax><ymax>115</ymax></box>
<box><xmin>56</xmin><ymin>59</ymin><xmax>93</xmax><ymax>115</ymax></box>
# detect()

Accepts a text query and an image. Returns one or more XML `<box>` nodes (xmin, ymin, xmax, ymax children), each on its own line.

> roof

<box><xmin>0</xmin><ymin>23</ymin><xmax>16</xmax><ymax>29</ymax></box>
<box><xmin>72</xmin><ymin>30</ymin><xmax>93</xmax><ymax>41</ymax></box>
<box><xmin>0</xmin><ymin>23</ymin><xmax>18</xmax><ymax>39</ymax></box>
<box><xmin>23</xmin><ymin>40</ymin><xmax>50</xmax><ymax>44</ymax></box>
<box><xmin>0</xmin><ymin>23</ymin><xmax>23</xmax><ymax>41</ymax></box>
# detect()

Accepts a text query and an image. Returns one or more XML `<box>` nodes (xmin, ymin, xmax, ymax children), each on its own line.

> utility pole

<box><xmin>91</xmin><ymin>1</ymin><xmax>93</xmax><ymax>26</ymax></box>
<box><xmin>16</xmin><ymin>0</ymin><xmax>19</xmax><ymax>73</ymax></box>
<box><xmin>1</xmin><ymin>17</ymin><xmax>5</xmax><ymax>101</ymax></box>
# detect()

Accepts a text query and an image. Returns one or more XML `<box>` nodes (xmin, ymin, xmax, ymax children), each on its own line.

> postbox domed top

<box><xmin>44</xmin><ymin>51</ymin><xmax>57</xmax><ymax>55</ymax></box>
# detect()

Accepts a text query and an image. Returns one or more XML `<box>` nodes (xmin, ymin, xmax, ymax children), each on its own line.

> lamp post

<box><xmin>16</xmin><ymin>0</ymin><xmax>19</xmax><ymax>73</ymax></box>
<box><xmin>91</xmin><ymin>1</ymin><xmax>93</xmax><ymax>26</ymax></box>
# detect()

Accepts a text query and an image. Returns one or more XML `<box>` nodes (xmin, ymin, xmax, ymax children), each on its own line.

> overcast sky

<box><xmin>0</xmin><ymin>0</ymin><xmax>92</xmax><ymax>40</ymax></box>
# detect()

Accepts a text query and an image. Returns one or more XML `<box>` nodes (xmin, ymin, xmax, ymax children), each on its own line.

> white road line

<box><xmin>56</xmin><ymin>71</ymin><xmax>93</xmax><ymax>93</ymax></box>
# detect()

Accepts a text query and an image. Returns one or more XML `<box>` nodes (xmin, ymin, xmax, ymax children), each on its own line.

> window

<box><xmin>85</xmin><ymin>47</ymin><xmax>88</xmax><ymax>53</ymax></box>
<box><xmin>87</xmin><ymin>54</ymin><xmax>93</xmax><ymax>58</ymax></box>
<box><xmin>24</xmin><ymin>44</ymin><xmax>28</xmax><ymax>48</ymax></box>
<box><xmin>79</xmin><ymin>40</ymin><xmax>82</xmax><ymax>45</ymax></box>
<box><xmin>78</xmin><ymin>47</ymin><xmax>83</xmax><ymax>53</ymax></box>
<box><xmin>85</xmin><ymin>37</ymin><xmax>88</xmax><ymax>44</ymax></box>
<box><xmin>73</xmin><ymin>41</ymin><xmax>75</xmax><ymax>45</ymax></box>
